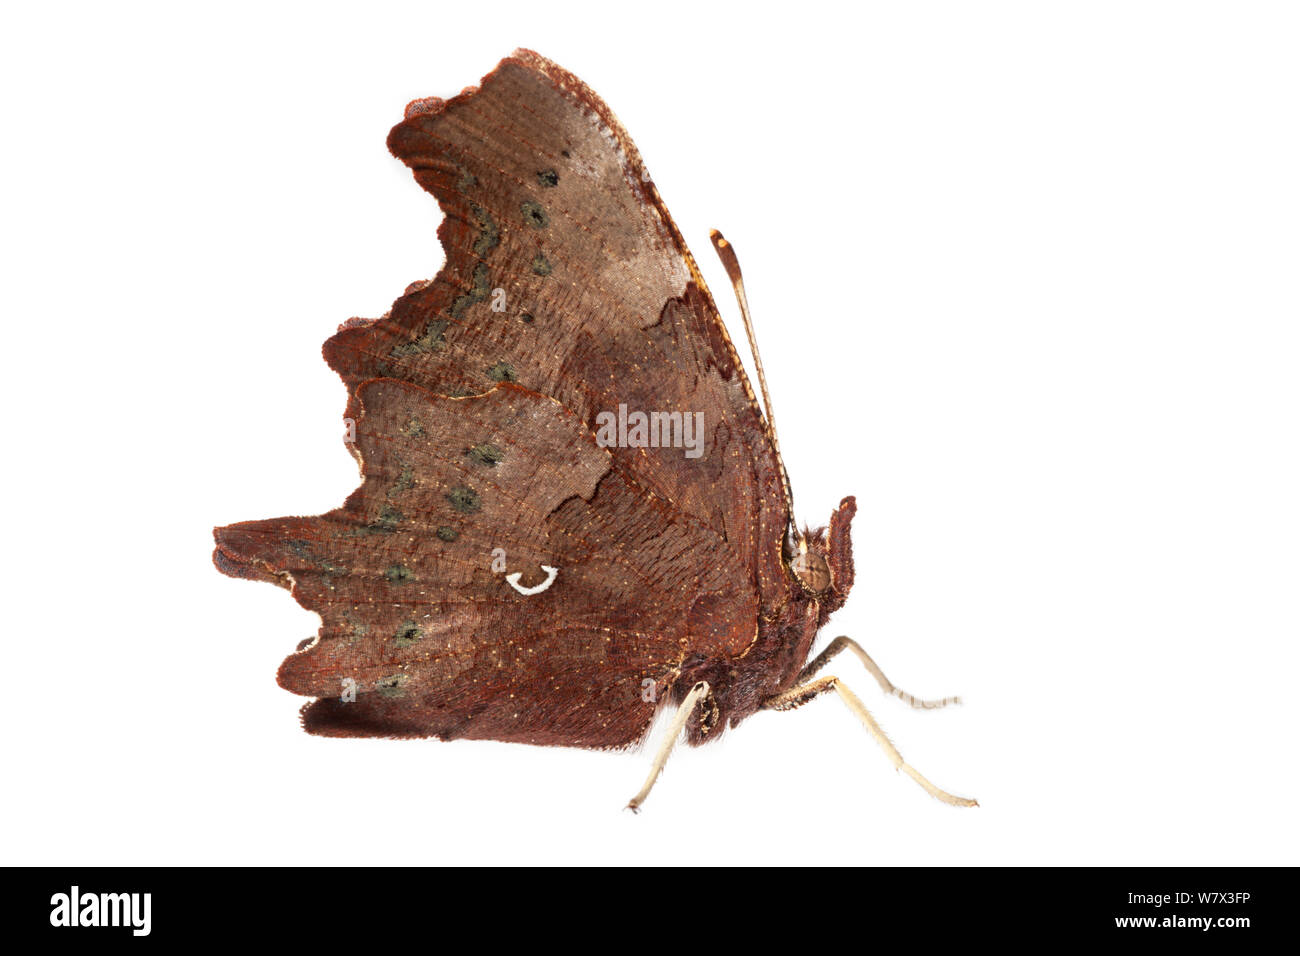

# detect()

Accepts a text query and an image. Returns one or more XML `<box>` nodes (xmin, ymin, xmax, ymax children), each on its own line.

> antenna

<box><xmin>709</xmin><ymin>229</ymin><xmax>796</xmax><ymax>531</ymax></box>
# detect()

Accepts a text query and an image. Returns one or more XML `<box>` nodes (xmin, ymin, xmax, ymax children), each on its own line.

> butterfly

<box><xmin>212</xmin><ymin>49</ymin><xmax>975</xmax><ymax>809</ymax></box>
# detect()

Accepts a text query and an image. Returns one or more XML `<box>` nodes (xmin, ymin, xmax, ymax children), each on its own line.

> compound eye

<box><xmin>792</xmin><ymin>548</ymin><xmax>832</xmax><ymax>594</ymax></box>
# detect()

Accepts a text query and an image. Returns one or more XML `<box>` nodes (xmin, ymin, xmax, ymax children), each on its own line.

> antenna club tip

<box><xmin>709</xmin><ymin>230</ymin><xmax>744</xmax><ymax>283</ymax></box>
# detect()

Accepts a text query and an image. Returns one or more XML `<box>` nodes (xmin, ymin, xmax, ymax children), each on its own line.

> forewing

<box><xmin>323</xmin><ymin>49</ymin><xmax>791</xmax><ymax>617</ymax></box>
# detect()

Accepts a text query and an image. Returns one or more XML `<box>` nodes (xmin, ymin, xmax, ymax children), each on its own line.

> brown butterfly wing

<box><xmin>325</xmin><ymin>49</ymin><xmax>790</xmax><ymax>613</ymax></box>
<box><xmin>214</xmin><ymin>50</ymin><xmax>793</xmax><ymax>748</ymax></box>
<box><xmin>216</xmin><ymin>381</ymin><xmax>756</xmax><ymax>747</ymax></box>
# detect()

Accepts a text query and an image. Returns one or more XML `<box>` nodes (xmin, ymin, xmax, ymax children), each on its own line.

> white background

<box><xmin>3</xmin><ymin>1</ymin><xmax>1297</xmax><ymax>866</ymax></box>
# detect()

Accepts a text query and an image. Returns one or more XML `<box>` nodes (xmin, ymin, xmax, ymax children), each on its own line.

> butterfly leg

<box><xmin>763</xmin><ymin>676</ymin><xmax>978</xmax><ymax>808</ymax></box>
<box><xmin>625</xmin><ymin>680</ymin><xmax>711</xmax><ymax>813</ymax></box>
<box><xmin>798</xmin><ymin>636</ymin><xmax>961</xmax><ymax>709</ymax></box>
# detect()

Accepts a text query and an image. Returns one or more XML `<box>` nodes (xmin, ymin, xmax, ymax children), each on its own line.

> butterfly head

<box><xmin>789</xmin><ymin>496</ymin><xmax>856</xmax><ymax>608</ymax></box>
<box><xmin>791</xmin><ymin>534</ymin><xmax>832</xmax><ymax>594</ymax></box>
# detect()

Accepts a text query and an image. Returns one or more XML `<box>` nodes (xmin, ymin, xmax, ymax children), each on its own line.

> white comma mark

<box><xmin>506</xmin><ymin>565</ymin><xmax>559</xmax><ymax>596</ymax></box>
